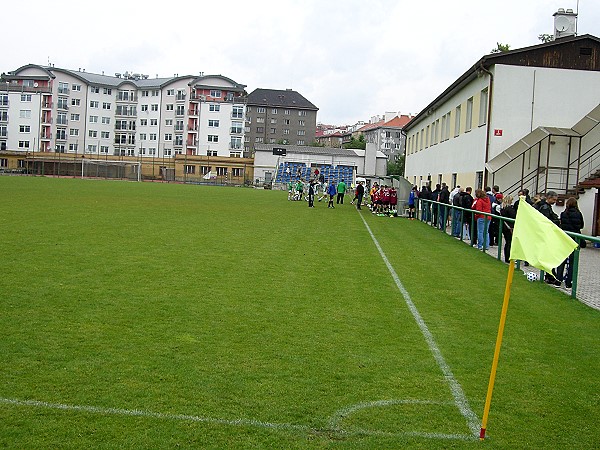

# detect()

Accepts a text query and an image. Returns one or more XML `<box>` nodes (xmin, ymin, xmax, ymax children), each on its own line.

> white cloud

<box><xmin>3</xmin><ymin>0</ymin><xmax>596</xmax><ymax>125</ymax></box>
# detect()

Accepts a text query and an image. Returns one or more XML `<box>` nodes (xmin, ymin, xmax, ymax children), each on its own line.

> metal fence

<box><xmin>417</xmin><ymin>198</ymin><xmax>599</xmax><ymax>300</ymax></box>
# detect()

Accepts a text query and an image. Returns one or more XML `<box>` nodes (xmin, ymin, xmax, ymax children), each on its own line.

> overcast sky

<box><xmin>4</xmin><ymin>0</ymin><xmax>598</xmax><ymax>125</ymax></box>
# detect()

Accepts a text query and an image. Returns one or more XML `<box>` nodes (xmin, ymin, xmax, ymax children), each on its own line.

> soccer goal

<box><xmin>81</xmin><ymin>159</ymin><xmax>141</xmax><ymax>182</ymax></box>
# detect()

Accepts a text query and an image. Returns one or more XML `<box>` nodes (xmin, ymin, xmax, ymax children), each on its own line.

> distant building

<box><xmin>358</xmin><ymin>115</ymin><xmax>412</xmax><ymax>162</ymax></box>
<box><xmin>0</xmin><ymin>64</ymin><xmax>246</xmax><ymax>159</ymax></box>
<box><xmin>244</xmin><ymin>88</ymin><xmax>318</xmax><ymax>157</ymax></box>
<box><xmin>314</xmin><ymin>130</ymin><xmax>351</xmax><ymax>148</ymax></box>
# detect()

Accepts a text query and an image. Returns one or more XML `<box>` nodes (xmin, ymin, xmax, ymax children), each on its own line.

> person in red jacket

<box><xmin>472</xmin><ymin>189</ymin><xmax>492</xmax><ymax>250</ymax></box>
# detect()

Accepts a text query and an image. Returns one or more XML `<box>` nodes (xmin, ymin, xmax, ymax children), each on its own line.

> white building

<box><xmin>404</xmin><ymin>34</ymin><xmax>600</xmax><ymax>235</ymax></box>
<box><xmin>0</xmin><ymin>65</ymin><xmax>246</xmax><ymax>159</ymax></box>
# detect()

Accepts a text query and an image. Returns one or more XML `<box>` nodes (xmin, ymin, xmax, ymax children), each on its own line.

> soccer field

<box><xmin>1</xmin><ymin>177</ymin><xmax>599</xmax><ymax>448</ymax></box>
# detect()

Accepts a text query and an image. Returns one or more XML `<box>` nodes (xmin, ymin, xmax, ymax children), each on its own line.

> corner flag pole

<box><xmin>480</xmin><ymin>259</ymin><xmax>516</xmax><ymax>440</ymax></box>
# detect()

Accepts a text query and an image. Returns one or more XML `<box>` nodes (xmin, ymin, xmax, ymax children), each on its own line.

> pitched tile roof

<box><xmin>247</xmin><ymin>88</ymin><xmax>318</xmax><ymax>110</ymax></box>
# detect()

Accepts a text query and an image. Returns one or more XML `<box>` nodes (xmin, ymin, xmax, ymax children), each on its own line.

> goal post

<box><xmin>81</xmin><ymin>159</ymin><xmax>142</xmax><ymax>182</ymax></box>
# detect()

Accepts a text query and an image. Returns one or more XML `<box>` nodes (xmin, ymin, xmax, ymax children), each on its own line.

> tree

<box><xmin>538</xmin><ymin>33</ymin><xmax>554</xmax><ymax>43</ymax></box>
<box><xmin>309</xmin><ymin>140</ymin><xmax>325</xmax><ymax>147</ymax></box>
<box><xmin>490</xmin><ymin>42</ymin><xmax>511</xmax><ymax>53</ymax></box>
<box><xmin>343</xmin><ymin>133</ymin><xmax>366</xmax><ymax>150</ymax></box>
<box><xmin>387</xmin><ymin>155</ymin><xmax>405</xmax><ymax>177</ymax></box>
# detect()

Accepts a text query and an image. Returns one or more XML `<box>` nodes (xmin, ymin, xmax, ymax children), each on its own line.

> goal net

<box><xmin>81</xmin><ymin>159</ymin><xmax>141</xmax><ymax>181</ymax></box>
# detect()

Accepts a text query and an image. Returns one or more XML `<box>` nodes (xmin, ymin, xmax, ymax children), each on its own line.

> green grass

<box><xmin>0</xmin><ymin>176</ymin><xmax>598</xmax><ymax>449</ymax></box>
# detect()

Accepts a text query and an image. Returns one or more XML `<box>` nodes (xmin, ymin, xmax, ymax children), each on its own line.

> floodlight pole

<box><xmin>480</xmin><ymin>259</ymin><xmax>516</xmax><ymax>440</ymax></box>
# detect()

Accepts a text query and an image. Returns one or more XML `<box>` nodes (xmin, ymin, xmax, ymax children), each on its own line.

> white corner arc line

<box><xmin>358</xmin><ymin>213</ymin><xmax>480</xmax><ymax>437</ymax></box>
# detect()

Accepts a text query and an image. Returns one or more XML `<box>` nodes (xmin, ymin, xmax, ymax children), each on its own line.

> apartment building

<box><xmin>244</xmin><ymin>88</ymin><xmax>318</xmax><ymax>157</ymax></box>
<box><xmin>0</xmin><ymin>65</ymin><xmax>246</xmax><ymax>159</ymax></box>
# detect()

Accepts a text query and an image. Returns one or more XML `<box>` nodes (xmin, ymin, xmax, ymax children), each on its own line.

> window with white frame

<box><xmin>230</xmin><ymin>136</ymin><xmax>241</xmax><ymax>149</ymax></box>
<box><xmin>255</xmin><ymin>137</ymin><xmax>264</xmax><ymax>143</ymax></box>
<box><xmin>100</xmin><ymin>145</ymin><xmax>109</xmax><ymax>153</ymax></box>
<box><xmin>201</xmin><ymin>165</ymin><xmax>211</xmax><ymax>175</ymax></box>
<box><xmin>479</xmin><ymin>88</ymin><xmax>488</xmax><ymax>126</ymax></box>
<box><xmin>140</xmin><ymin>119</ymin><xmax>148</xmax><ymax>126</ymax></box>
<box><xmin>174</xmin><ymin>135</ymin><xmax>183</xmax><ymax>145</ymax></box>
<box><xmin>297</xmin><ymin>130</ymin><xmax>305</xmax><ymax>136</ymax></box>
<box><xmin>90</xmin><ymin>100</ymin><xmax>99</xmax><ymax>108</ymax></box>
<box><xmin>141</xmin><ymin>90</ymin><xmax>149</xmax><ymax>97</ymax></box>
<box><xmin>69</xmin><ymin>143</ymin><xmax>78</xmax><ymax>152</ymax></box>
<box><xmin>208</xmin><ymin>135</ymin><xmax>218</xmax><ymax>142</ymax></box>
<box><xmin>284</xmin><ymin>109</ymin><xmax>290</xmax><ymax>115</ymax></box>
<box><xmin>19</xmin><ymin>125</ymin><xmax>31</xmax><ymax>133</ymax></box>
<box><xmin>71</xmin><ymin>98</ymin><xmax>80</xmax><ymax>106</ymax></box>
<box><xmin>72</xmin><ymin>84</ymin><xmax>81</xmax><ymax>91</ymax></box>
<box><xmin>231</xmin><ymin>121</ymin><xmax>243</xmax><ymax>134</ymax></box>
<box><xmin>21</xmin><ymin>94</ymin><xmax>32</xmax><ymax>102</ymax></box>
<box><xmin>297</xmin><ymin>140</ymin><xmax>305</xmax><ymax>145</ymax></box>
<box><xmin>141</xmin><ymin>105</ymin><xmax>148</xmax><ymax>112</ymax></box>
<box><xmin>166</xmin><ymin>104</ymin><xmax>174</xmax><ymax>111</ymax></box>
<box><xmin>207</xmin><ymin>150</ymin><xmax>217</xmax><ymax>156</ymax></box>
<box><xmin>209</xmin><ymin>104</ymin><xmax>220</xmax><ymax>112</ymax></box>
<box><xmin>298</xmin><ymin>110</ymin><xmax>307</xmax><ymax>116</ymax></box>
<box><xmin>102</xmin><ymin>102</ymin><xmax>111</xmax><ymax>110</ymax></box>
<box><xmin>151</xmin><ymin>104</ymin><xmax>158</xmax><ymax>111</ymax></box>
<box><xmin>89</xmin><ymin>130</ymin><xmax>97</xmax><ymax>138</ymax></box>
<box><xmin>150</xmin><ymin>118</ymin><xmax>157</xmax><ymax>126</ymax></box>
<box><xmin>58</xmin><ymin>82</ymin><xmax>69</xmax><ymax>94</ymax></box>
<box><xmin>150</xmin><ymin>133</ymin><xmax>157</xmax><ymax>140</ymax></box>
<box><xmin>256</xmin><ymin>117</ymin><xmax>265</xmax><ymax>123</ymax></box>
<box><xmin>101</xmin><ymin>131</ymin><xmax>110</xmax><ymax>139</ymax></box>
<box><xmin>87</xmin><ymin>144</ymin><xmax>97</xmax><ymax>152</ymax></box>
<box><xmin>232</xmin><ymin>106</ymin><xmax>243</xmax><ymax>118</ymax></box>
<box><xmin>103</xmin><ymin>88</ymin><xmax>112</xmax><ymax>95</ymax></box>
<box><xmin>465</xmin><ymin>97</ymin><xmax>473</xmax><ymax>132</ymax></box>
<box><xmin>18</xmin><ymin>140</ymin><xmax>30</xmax><ymax>148</ymax></box>
<box><xmin>256</xmin><ymin>107</ymin><xmax>265</xmax><ymax>113</ymax></box>
<box><xmin>102</xmin><ymin>116</ymin><xmax>110</xmax><ymax>124</ymax></box>
<box><xmin>164</xmin><ymin>133</ymin><xmax>172</xmax><ymax>141</ymax></box>
<box><xmin>165</xmin><ymin>119</ymin><xmax>173</xmax><ymax>126</ymax></box>
<box><xmin>56</xmin><ymin>112</ymin><xmax>67</xmax><ymax>124</ymax></box>
<box><xmin>71</xmin><ymin>113</ymin><xmax>80</xmax><ymax>121</ymax></box>
<box><xmin>454</xmin><ymin>106</ymin><xmax>461</xmax><ymax>137</ymax></box>
<box><xmin>91</xmin><ymin>86</ymin><xmax>100</xmax><ymax>94</ymax></box>
<box><xmin>210</xmin><ymin>90</ymin><xmax>221</xmax><ymax>98</ymax></box>
<box><xmin>230</xmin><ymin>151</ymin><xmax>241</xmax><ymax>158</ymax></box>
<box><xmin>271</xmin><ymin>108</ymin><xmax>277</xmax><ymax>114</ymax></box>
<box><xmin>89</xmin><ymin>115</ymin><xmax>98</xmax><ymax>123</ymax></box>
<box><xmin>167</xmin><ymin>89</ymin><xmax>174</xmax><ymax>96</ymax></box>
<box><xmin>176</xmin><ymin>105</ymin><xmax>184</xmax><ymax>115</ymax></box>
<box><xmin>19</xmin><ymin>110</ymin><xmax>32</xmax><ymax>119</ymax></box>
<box><xmin>209</xmin><ymin>119</ymin><xmax>219</xmax><ymax>127</ymax></box>
<box><xmin>216</xmin><ymin>167</ymin><xmax>227</xmax><ymax>176</ymax></box>
<box><xmin>69</xmin><ymin>128</ymin><xmax>78</xmax><ymax>136</ymax></box>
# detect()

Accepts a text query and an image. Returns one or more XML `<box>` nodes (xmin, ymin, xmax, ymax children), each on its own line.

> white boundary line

<box><xmin>0</xmin><ymin>397</ymin><xmax>473</xmax><ymax>441</ymax></box>
<box><xmin>358</xmin><ymin>213</ymin><xmax>481</xmax><ymax>437</ymax></box>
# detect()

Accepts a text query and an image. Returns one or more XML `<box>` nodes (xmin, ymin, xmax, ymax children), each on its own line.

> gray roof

<box><xmin>255</xmin><ymin>143</ymin><xmax>358</xmax><ymax>157</ymax></box>
<box><xmin>247</xmin><ymin>88</ymin><xmax>318</xmax><ymax>110</ymax></box>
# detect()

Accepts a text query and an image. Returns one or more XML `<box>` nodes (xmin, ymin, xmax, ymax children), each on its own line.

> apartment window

<box><xmin>232</xmin><ymin>168</ymin><xmax>243</xmax><ymax>177</ymax></box>
<box><xmin>210</xmin><ymin>90</ymin><xmax>222</xmax><ymax>98</ymax></box>
<box><xmin>270</xmin><ymin>128</ymin><xmax>276</xmax><ymax>134</ymax></box>
<box><xmin>167</xmin><ymin>89</ymin><xmax>174</xmax><ymax>96</ymax></box>
<box><xmin>101</xmin><ymin>131</ymin><xmax>110</xmax><ymax>139</ymax></box>
<box><xmin>283</xmin><ymin>129</ymin><xmax>290</xmax><ymax>135</ymax></box>
<box><xmin>72</xmin><ymin>84</ymin><xmax>81</xmax><ymax>91</ymax></box>
<box><xmin>201</xmin><ymin>166</ymin><xmax>211</xmax><ymax>175</ymax></box>
<box><xmin>87</xmin><ymin>144</ymin><xmax>97</xmax><ymax>152</ymax></box>
<box><xmin>271</xmin><ymin>118</ymin><xmax>277</xmax><ymax>124</ymax></box>
<box><xmin>57</xmin><ymin>112</ymin><xmax>67</xmax><ymax>125</ymax></box>
<box><xmin>284</xmin><ymin>109</ymin><xmax>290</xmax><ymax>115</ymax></box>
<box><xmin>100</xmin><ymin>146</ymin><xmax>109</xmax><ymax>153</ymax></box>
<box><xmin>465</xmin><ymin>97</ymin><xmax>473</xmax><ymax>132</ymax></box>
<box><xmin>0</xmin><ymin>126</ymin><xmax>7</xmax><ymax>137</ymax></box>
<box><xmin>208</xmin><ymin>135</ymin><xmax>219</xmax><ymax>142</ymax></box>
<box><xmin>256</xmin><ymin>117</ymin><xmax>265</xmax><ymax>123</ymax></box>
<box><xmin>425</xmin><ymin>126</ymin><xmax>430</xmax><ymax>148</ymax></box>
<box><xmin>0</xmin><ymin>158</ymin><xmax>7</xmax><ymax>167</ymax></box>
<box><xmin>19</xmin><ymin>125</ymin><xmax>31</xmax><ymax>133</ymax></box>
<box><xmin>150</xmin><ymin>133</ymin><xmax>157</xmax><ymax>140</ymax></box>
<box><xmin>166</xmin><ymin>104</ymin><xmax>174</xmax><ymax>111</ymax></box>
<box><xmin>476</xmin><ymin>171</ymin><xmax>484</xmax><ymax>189</ymax></box>
<box><xmin>150</xmin><ymin>119</ymin><xmax>157</xmax><ymax>126</ymax></box>
<box><xmin>71</xmin><ymin>98</ymin><xmax>80</xmax><ymax>106</ymax></box>
<box><xmin>230</xmin><ymin>151</ymin><xmax>242</xmax><ymax>158</ymax></box>
<box><xmin>176</xmin><ymin>105</ymin><xmax>184</xmax><ymax>115</ymax></box>
<box><xmin>18</xmin><ymin>141</ymin><xmax>30</xmax><ymax>148</ymax></box>
<box><xmin>0</xmin><ymin>95</ymin><xmax>8</xmax><ymax>106</ymax></box>
<box><xmin>69</xmin><ymin>128</ymin><xmax>78</xmax><ymax>136</ymax></box>
<box><xmin>232</xmin><ymin>106</ymin><xmax>243</xmax><ymax>118</ymax></box>
<box><xmin>454</xmin><ymin>105</ymin><xmax>461</xmax><ymax>137</ymax></box>
<box><xmin>164</xmin><ymin>133</ymin><xmax>172</xmax><ymax>141</ymax></box>
<box><xmin>102</xmin><ymin>102</ymin><xmax>111</xmax><ymax>110</ymax></box>
<box><xmin>479</xmin><ymin>88</ymin><xmax>488</xmax><ymax>126</ymax></box>
<box><xmin>185</xmin><ymin>165</ymin><xmax>195</xmax><ymax>174</ymax></box>
<box><xmin>58</xmin><ymin>82</ymin><xmax>69</xmax><ymax>94</ymax></box>
<box><xmin>69</xmin><ymin>113</ymin><xmax>79</xmax><ymax>121</ymax></box>
<box><xmin>102</xmin><ymin>117</ymin><xmax>110</xmax><ymax>124</ymax></box>
<box><xmin>299</xmin><ymin>120</ymin><xmax>306</xmax><ymax>126</ymax></box>
<box><xmin>69</xmin><ymin>143</ymin><xmax>79</xmax><ymax>152</ymax></box>
<box><xmin>298</xmin><ymin>110</ymin><xmax>307</xmax><ymax>116</ymax></box>
<box><xmin>207</xmin><ymin>150</ymin><xmax>217</xmax><ymax>156</ymax></box>
<box><xmin>209</xmin><ymin>120</ymin><xmax>220</xmax><ymax>127</ymax></box>
<box><xmin>56</xmin><ymin>144</ymin><xmax>66</xmax><ymax>152</ymax></box>
<box><xmin>271</xmin><ymin>108</ymin><xmax>278</xmax><ymax>114</ymax></box>
<box><xmin>91</xmin><ymin>86</ymin><xmax>100</xmax><ymax>94</ymax></box>
<box><xmin>297</xmin><ymin>140</ymin><xmax>305</xmax><ymax>145</ymax></box>
<box><xmin>140</xmin><ymin>119</ymin><xmax>148</xmax><ymax>126</ymax></box>
<box><xmin>175</xmin><ymin>120</ymin><xmax>184</xmax><ymax>131</ymax></box>
<box><xmin>256</xmin><ymin>127</ymin><xmax>264</xmax><ymax>133</ymax></box>
<box><xmin>140</xmin><ymin>133</ymin><xmax>147</xmax><ymax>140</ymax></box>
<box><xmin>141</xmin><ymin>90</ymin><xmax>149</xmax><ymax>97</ymax></box>
<box><xmin>164</xmin><ymin>148</ymin><xmax>172</xmax><ymax>156</ymax></box>
<box><xmin>255</xmin><ymin>137</ymin><xmax>264</xmax><ymax>143</ymax></box>
<box><xmin>216</xmin><ymin>167</ymin><xmax>227</xmax><ymax>176</ymax></box>
<box><xmin>19</xmin><ymin>110</ymin><xmax>32</xmax><ymax>119</ymax></box>
<box><xmin>230</xmin><ymin>136</ymin><xmax>241</xmax><ymax>149</ymax></box>
<box><xmin>141</xmin><ymin>105</ymin><xmax>148</xmax><ymax>112</ymax></box>
<box><xmin>165</xmin><ymin>119</ymin><xmax>173</xmax><ymax>126</ymax></box>
<box><xmin>257</xmin><ymin>107</ymin><xmax>265</xmax><ymax>113</ymax></box>
<box><xmin>90</xmin><ymin>100</ymin><xmax>99</xmax><ymax>108</ymax></box>
<box><xmin>297</xmin><ymin>130</ymin><xmax>305</xmax><ymax>136</ymax></box>
<box><xmin>151</xmin><ymin>104</ymin><xmax>158</xmax><ymax>111</ymax></box>
<box><xmin>231</xmin><ymin>121</ymin><xmax>243</xmax><ymax>134</ymax></box>
<box><xmin>89</xmin><ymin>130</ymin><xmax>97</xmax><ymax>138</ymax></box>
<box><xmin>103</xmin><ymin>88</ymin><xmax>112</xmax><ymax>95</ymax></box>
<box><xmin>174</xmin><ymin>135</ymin><xmax>183</xmax><ymax>145</ymax></box>
<box><xmin>284</xmin><ymin>119</ymin><xmax>290</xmax><ymax>125</ymax></box>
<box><xmin>89</xmin><ymin>115</ymin><xmax>98</xmax><ymax>123</ymax></box>
<box><xmin>149</xmin><ymin>148</ymin><xmax>156</xmax><ymax>156</ymax></box>
<box><xmin>209</xmin><ymin>104</ymin><xmax>220</xmax><ymax>112</ymax></box>
<box><xmin>20</xmin><ymin>94</ymin><xmax>32</xmax><ymax>102</ymax></box>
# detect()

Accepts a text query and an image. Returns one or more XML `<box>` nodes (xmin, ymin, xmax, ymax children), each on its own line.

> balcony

<box><xmin>57</xmin><ymin>103</ymin><xmax>69</xmax><ymax>110</ymax></box>
<box><xmin>57</xmin><ymin>87</ymin><xmax>70</xmax><ymax>95</ymax></box>
<box><xmin>42</xmin><ymin>101</ymin><xmax>53</xmax><ymax>109</ymax></box>
<box><xmin>0</xmin><ymin>114</ymin><xmax>8</xmax><ymax>123</ymax></box>
<box><xmin>176</xmin><ymin>93</ymin><xmax>186</xmax><ymax>102</ymax></box>
<box><xmin>230</xmin><ymin>128</ymin><xmax>243</xmax><ymax>135</ymax></box>
<box><xmin>186</xmin><ymin>138</ymin><xmax>198</xmax><ymax>146</ymax></box>
<box><xmin>40</xmin><ymin>131</ymin><xmax>51</xmax><ymax>140</ymax></box>
<box><xmin>42</xmin><ymin>117</ymin><xmax>52</xmax><ymax>124</ymax></box>
<box><xmin>188</xmin><ymin>109</ymin><xmax>198</xmax><ymax>116</ymax></box>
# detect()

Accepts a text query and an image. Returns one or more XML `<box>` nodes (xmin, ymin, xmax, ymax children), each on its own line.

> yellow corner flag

<box><xmin>510</xmin><ymin>197</ymin><xmax>578</xmax><ymax>273</ymax></box>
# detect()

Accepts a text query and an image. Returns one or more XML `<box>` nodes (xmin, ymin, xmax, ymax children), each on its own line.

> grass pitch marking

<box><xmin>358</xmin><ymin>213</ymin><xmax>481</xmax><ymax>437</ymax></box>
<box><xmin>0</xmin><ymin>397</ymin><xmax>473</xmax><ymax>441</ymax></box>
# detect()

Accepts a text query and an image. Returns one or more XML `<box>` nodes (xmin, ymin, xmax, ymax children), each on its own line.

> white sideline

<box><xmin>358</xmin><ymin>213</ymin><xmax>481</xmax><ymax>437</ymax></box>
<box><xmin>0</xmin><ymin>397</ymin><xmax>473</xmax><ymax>440</ymax></box>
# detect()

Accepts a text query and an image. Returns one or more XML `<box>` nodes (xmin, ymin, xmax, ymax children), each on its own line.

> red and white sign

<box><xmin>494</xmin><ymin>129</ymin><xmax>503</xmax><ymax>136</ymax></box>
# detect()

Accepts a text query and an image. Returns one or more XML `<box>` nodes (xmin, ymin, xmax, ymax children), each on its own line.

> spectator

<box><xmin>554</xmin><ymin>197</ymin><xmax>584</xmax><ymax>288</ymax></box>
<box><xmin>431</xmin><ymin>183</ymin><xmax>442</xmax><ymax>225</ymax></box>
<box><xmin>500</xmin><ymin>195</ymin><xmax>516</xmax><ymax>263</ymax></box>
<box><xmin>452</xmin><ymin>187</ymin><xmax>464</xmax><ymax>236</ymax></box>
<box><xmin>327</xmin><ymin>181</ymin><xmax>336</xmax><ymax>208</ymax></box>
<box><xmin>356</xmin><ymin>181</ymin><xmax>365</xmax><ymax>210</ymax></box>
<box><xmin>460</xmin><ymin>187</ymin><xmax>474</xmax><ymax>241</ymax></box>
<box><xmin>420</xmin><ymin>184</ymin><xmax>431</xmax><ymax>222</ymax></box>
<box><xmin>408</xmin><ymin>186</ymin><xmax>418</xmax><ymax>220</ymax></box>
<box><xmin>489</xmin><ymin>193</ymin><xmax>503</xmax><ymax>246</ymax></box>
<box><xmin>438</xmin><ymin>183</ymin><xmax>450</xmax><ymax>229</ymax></box>
<box><xmin>472</xmin><ymin>188</ymin><xmax>492</xmax><ymax>250</ymax></box>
